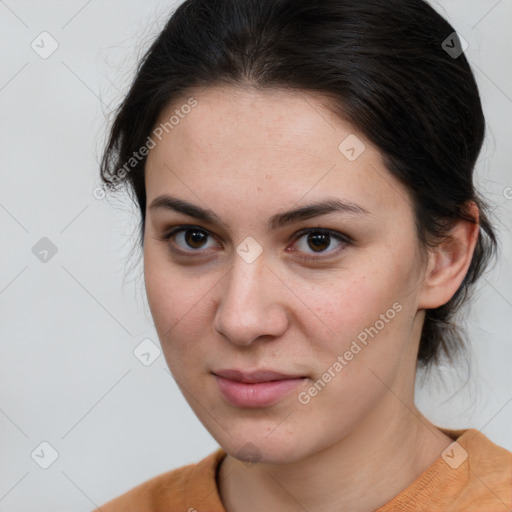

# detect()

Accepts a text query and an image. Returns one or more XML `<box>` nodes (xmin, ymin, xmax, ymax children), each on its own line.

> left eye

<box><xmin>161</xmin><ymin>226</ymin><xmax>349</xmax><ymax>259</ymax></box>
<box><xmin>292</xmin><ymin>228</ymin><xmax>349</xmax><ymax>258</ymax></box>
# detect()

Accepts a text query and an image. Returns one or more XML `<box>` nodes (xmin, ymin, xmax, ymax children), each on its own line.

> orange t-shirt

<box><xmin>95</xmin><ymin>428</ymin><xmax>512</xmax><ymax>511</ymax></box>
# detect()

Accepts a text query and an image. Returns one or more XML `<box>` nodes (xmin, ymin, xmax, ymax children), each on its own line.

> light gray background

<box><xmin>0</xmin><ymin>1</ymin><xmax>511</xmax><ymax>511</ymax></box>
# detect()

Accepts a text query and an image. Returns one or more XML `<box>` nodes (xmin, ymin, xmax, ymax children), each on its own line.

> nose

<box><xmin>213</xmin><ymin>252</ymin><xmax>289</xmax><ymax>347</ymax></box>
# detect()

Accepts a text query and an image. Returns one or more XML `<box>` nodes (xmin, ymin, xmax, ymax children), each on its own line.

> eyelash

<box><xmin>158</xmin><ymin>224</ymin><xmax>351</xmax><ymax>262</ymax></box>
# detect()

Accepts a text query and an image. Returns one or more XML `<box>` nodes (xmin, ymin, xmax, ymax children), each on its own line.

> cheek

<box><xmin>310</xmin><ymin>275</ymin><xmax>397</xmax><ymax>336</ymax></box>
<box><xmin>304</xmin><ymin>261</ymin><xmax>414</xmax><ymax>368</ymax></box>
<box><xmin>143</xmin><ymin>249</ymin><xmax>216</xmax><ymax>365</ymax></box>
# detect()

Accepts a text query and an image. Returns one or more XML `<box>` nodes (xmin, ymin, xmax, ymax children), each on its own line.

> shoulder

<box><xmin>92</xmin><ymin>448</ymin><xmax>226</xmax><ymax>512</ymax></box>
<box><xmin>455</xmin><ymin>428</ymin><xmax>512</xmax><ymax>509</ymax></box>
<box><xmin>377</xmin><ymin>428</ymin><xmax>512</xmax><ymax>512</ymax></box>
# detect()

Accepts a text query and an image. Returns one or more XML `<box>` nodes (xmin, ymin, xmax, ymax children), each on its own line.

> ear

<box><xmin>417</xmin><ymin>201</ymin><xmax>480</xmax><ymax>310</ymax></box>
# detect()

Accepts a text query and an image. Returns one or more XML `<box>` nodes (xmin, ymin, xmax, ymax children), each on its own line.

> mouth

<box><xmin>212</xmin><ymin>368</ymin><xmax>307</xmax><ymax>408</ymax></box>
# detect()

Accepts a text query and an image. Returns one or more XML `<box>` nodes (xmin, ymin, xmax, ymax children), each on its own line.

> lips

<box><xmin>213</xmin><ymin>368</ymin><xmax>307</xmax><ymax>408</ymax></box>
<box><xmin>213</xmin><ymin>368</ymin><xmax>305</xmax><ymax>383</ymax></box>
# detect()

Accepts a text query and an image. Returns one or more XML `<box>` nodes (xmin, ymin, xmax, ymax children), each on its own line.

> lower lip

<box><xmin>215</xmin><ymin>375</ymin><xmax>306</xmax><ymax>408</ymax></box>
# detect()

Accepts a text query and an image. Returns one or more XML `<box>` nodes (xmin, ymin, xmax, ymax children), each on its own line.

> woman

<box><xmin>95</xmin><ymin>0</ymin><xmax>511</xmax><ymax>510</ymax></box>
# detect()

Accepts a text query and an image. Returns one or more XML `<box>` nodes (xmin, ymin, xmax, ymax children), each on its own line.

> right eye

<box><xmin>159</xmin><ymin>225</ymin><xmax>221</xmax><ymax>255</ymax></box>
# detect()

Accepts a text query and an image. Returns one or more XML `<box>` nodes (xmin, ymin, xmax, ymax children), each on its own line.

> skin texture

<box><xmin>143</xmin><ymin>86</ymin><xmax>480</xmax><ymax>512</ymax></box>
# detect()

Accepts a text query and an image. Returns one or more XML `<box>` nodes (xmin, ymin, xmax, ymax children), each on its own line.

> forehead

<box><xmin>155</xmin><ymin>86</ymin><xmax>356</xmax><ymax>155</ymax></box>
<box><xmin>145</xmin><ymin>85</ymin><xmax>409</xmax><ymax>217</ymax></box>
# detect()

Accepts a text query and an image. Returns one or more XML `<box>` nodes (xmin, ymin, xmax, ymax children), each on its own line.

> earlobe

<box><xmin>418</xmin><ymin>201</ymin><xmax>480</xmax><ymax>310</ymax></box>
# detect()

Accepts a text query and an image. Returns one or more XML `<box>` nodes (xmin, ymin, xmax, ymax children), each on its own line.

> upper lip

<box><xmin>213</xmin><ymin>369</ymin><xmax>305</xmax><ymax>383</ymax></box>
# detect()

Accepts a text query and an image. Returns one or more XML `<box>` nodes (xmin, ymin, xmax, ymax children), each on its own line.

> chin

<box><xmin>214</xmin><ymin>426</ymin><xmax>311</xmax><ymax>466</ymax></box>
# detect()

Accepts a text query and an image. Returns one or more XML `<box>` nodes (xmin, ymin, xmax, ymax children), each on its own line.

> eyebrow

<box><xmin>149</xmin><ymin>194</ymin><xmax>370</xmax><ymax>232</ymax></box>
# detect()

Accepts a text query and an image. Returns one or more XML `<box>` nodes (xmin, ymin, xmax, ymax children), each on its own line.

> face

<box><xmin>143</xmin><ymin>86</ymin><xmax>429</xmax><ymax>464</ymax></box>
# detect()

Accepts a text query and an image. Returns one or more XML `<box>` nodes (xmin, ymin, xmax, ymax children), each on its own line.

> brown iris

<box><xmin>307</xmin><ymin>232</ymin><xmax>331</xmax><ymax>252</ymax></box>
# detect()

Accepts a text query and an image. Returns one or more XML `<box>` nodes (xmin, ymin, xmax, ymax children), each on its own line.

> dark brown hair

<box><xmin>100</xmin><ymin>0</ymin><xmax>498</xmax><ymax>368</ymax></box>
